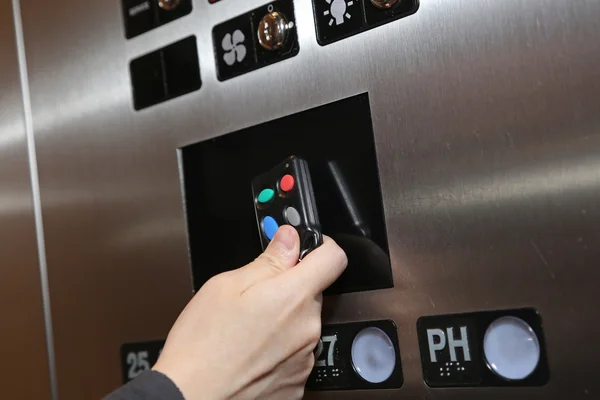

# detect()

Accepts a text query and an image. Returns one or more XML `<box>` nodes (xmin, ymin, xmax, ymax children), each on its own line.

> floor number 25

<box><xmin>126</xmin><ymin>351</ymin><xmax>150</xmax><ymax>380</ymax></box>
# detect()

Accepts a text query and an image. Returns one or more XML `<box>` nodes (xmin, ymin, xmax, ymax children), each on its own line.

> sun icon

<box><xmin>323</xmin><ymin>0</ymin><xmax>354</xmax><ymax>26</ymax></box>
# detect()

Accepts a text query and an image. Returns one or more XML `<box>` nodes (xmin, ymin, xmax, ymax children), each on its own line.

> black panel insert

<box><xmin>181</xmin><ymin>94</ymin><xmax>392</xmax><ymax>295</ymax></box>
<box><xmin>417</xmin><ymin>308</ymin><xmax>550</xmax><ymax>388</ymax></box>
<box><xmin>122</xmin><ymin>0</ymin><xmax>193</xmax><ymax>39</ymax></box>
<box><xmin>312</xmin><ymin>0</ymin><xmax>419</xmax><ymax>46</ymax></box>
<box><xmin>130</xmin><ymin>36</ymin><xmax>201</xmax><ymax>110</ymax></box>
<box><xmin>120</xmin><ymin>340</ymin><xmax>165</xmax><ymax>383</ymax></box>
<box><xmin>212</xmin><ymin>0</ymin><xmax>299</xmax><ymax>81</ymax></box>
<box><xmin>307</xmin><ymin>320</ymin><xmax>403</xmax><ymax>391</ymax></box>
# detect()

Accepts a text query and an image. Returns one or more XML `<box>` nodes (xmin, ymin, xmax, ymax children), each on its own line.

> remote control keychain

<box><xmin>251</xmin><ymin>156</ymin><xmax>323</xmax><ymax>260</ymax></box>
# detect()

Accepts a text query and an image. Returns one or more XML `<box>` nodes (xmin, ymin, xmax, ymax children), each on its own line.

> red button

<box><xmin>280</xmin><ymin>174</ymin><xmax>295</xmax><ymax>192</ymax></box>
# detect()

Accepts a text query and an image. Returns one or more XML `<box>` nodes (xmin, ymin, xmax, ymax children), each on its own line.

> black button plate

<box><xmin>312</xmin><ymin>0</ymin><xmax>364</xmax><ymax>44</ymax></box>
<box><xmin>122</xmin><ymin>0</ymin><xmax>193</xmax><ymax>39</ymax></box>
<box><xmin>306</xmin><ymin>319</ymin><xmax>403</xmax><ymax>391</ymax></box>
<box><xmin>417</xmin><ymin>308</ymin><xmax>550</xmax><ymax>388</ymax></box>
<box><xmin>212</xmin><ymin>0</ymin><xmax>299</xmax><ymax>81</ymax></box>
<box><xmin>130</xmin><ymin>49</ymin><xmax>166</xmax><ymax>110</ymax></box>
<box><xmin>312</xmin><ymin>0</ymin><xmax>419</xmax><ymax>46</ymax></box>
<box><xmin>213</xmin><ymin>13</ymin><xmax>258</xmax><ymax>81</ymax></box>
<box><xmin>130</xmin><ymin>36</ymin><xmax>201</xmax><ymax>110</ymax></box>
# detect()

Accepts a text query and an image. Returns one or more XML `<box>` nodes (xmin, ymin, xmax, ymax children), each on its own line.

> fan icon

<box><xmin>222</xmin><ymin>29</ymin><xmax>247</xmax><ymax>66</ymax></box>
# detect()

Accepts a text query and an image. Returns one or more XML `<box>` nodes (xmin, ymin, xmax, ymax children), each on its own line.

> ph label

<box><xmin>426</xmin><ymin>326</ymin><xmax>471</xmax><ymax>363</ymax></box>
<box><xmin>417</xmin><ymin>318</ymin><xmax>482</xmax><ymax>387</ymax></box>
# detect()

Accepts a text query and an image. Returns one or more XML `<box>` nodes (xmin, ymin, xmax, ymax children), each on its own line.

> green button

<box><xmin>258</xmin><ymin>188</ymin><xmax>275</xmax><ymax>203</ymax></box>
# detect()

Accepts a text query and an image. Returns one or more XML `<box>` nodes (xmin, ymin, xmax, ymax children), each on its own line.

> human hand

<box><xmin>153</xmin><ymin>225</ymin><xmax>348</xmax><ymax>400</ymax></box>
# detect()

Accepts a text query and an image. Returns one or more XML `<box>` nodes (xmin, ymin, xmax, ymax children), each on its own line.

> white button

<box><xmin>351</xmin><ymin>327</ymin><xmax>396</xmax><ymax>383</ymax></box>
<box><xmin>284</xmin><ymin>207</ymin><xmax>301</xmax><ymax>227</ymax></box>
<box><xmin>483</xmin><ymin>316</ymin><xmax>540</xmax><ymax>380</ymax></box>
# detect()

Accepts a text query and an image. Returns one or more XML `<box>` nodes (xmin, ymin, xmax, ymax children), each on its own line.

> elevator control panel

<box><xmin>312</xmin><ymin>0</ymin><xmax>419</xmax><ymax>45</ymax></box>
<box><xmin>306</xmin><ymin>320</ymin><xmax>403</xmax><ymax>390</ymax></box>
<box><xmin>121</xmin><ymin>0</ymin><xmax>192</xmax><ymax>39</ymax></box>
<box><xmin>417</xmin><ymin>308</ymin><xmax>549</xmax><ymax>387</ymax></box>
<box><xmin>252</xmin><ymin>156</ymin><xmax>323</xmax><ymax>260</ymax></box>
<box><xmin>212</xmin><ymin>0</ymin><xmax>299</xmax><ymax>81</ymax></box>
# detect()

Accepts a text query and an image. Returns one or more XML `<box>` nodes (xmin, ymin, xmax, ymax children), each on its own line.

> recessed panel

<box><xmin>181</xmin><ymin>94</ymin><xmax>392</xmax><ymax>295</ymax></box>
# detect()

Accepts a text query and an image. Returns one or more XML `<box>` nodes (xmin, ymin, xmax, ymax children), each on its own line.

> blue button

<box><xmin>262</xmin><ymin>216</ymin><xmax>279</xmax><ymax>240</ymax></box>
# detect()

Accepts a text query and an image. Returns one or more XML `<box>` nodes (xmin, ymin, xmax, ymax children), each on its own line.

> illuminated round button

<box><xmin>280</xmin><ymin>174</ymin><xmax>295</xmax><ymax>192</ymax></box>
<box><xmin>284</xmin><ymin>207</ymin><xmax>301</xmax><ymax>226</ymax></box>
<box><xmin>483</xmin><ymin>316</ymin><xmax>540</xmax><ymax>381</ymax></box>
<box><xmin>262</xmin><ymin>216</ymin><xmax>279</xmax><ymax>240</ymax></box>
<box><xmin>351</xmin><ymin>327</ymin><xmax>396</xmax><ymax>383</ymax></box>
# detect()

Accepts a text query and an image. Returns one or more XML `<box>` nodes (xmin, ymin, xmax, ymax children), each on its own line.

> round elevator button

<box><xmin>351</xmin><ymin>327</ymin><xmax>396</xmax><ymax>383</ymax></box>
<box><xmin>483</xmin><ymin>316</ymin><xmax>541</xmax><ymax>381</ymax></box>
<box><xmin>257</xmin><ymin>11</ymin><xmax>289</xmax><ymax>51</ymax></box>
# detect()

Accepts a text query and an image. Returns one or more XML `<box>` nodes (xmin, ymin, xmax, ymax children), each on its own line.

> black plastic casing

<box><xmin>251</xmin><ymin>156</ymin><xmax>323</xmax><ymax>259</ymax></box>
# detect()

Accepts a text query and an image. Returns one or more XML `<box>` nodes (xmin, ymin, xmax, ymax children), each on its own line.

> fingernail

<box><xmin>273</xmin><ymin>226</ymin><xmax>295</xmax><ymax>251</ymax></box>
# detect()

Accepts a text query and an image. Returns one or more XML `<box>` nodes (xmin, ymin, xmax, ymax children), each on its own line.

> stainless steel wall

<box><xmin>0</xmin><ymin>1</ymin><xmax>52</xmax><ymax>399</ymax></box>
<box><xmin>15</xmin><ymin>0</ymin><xmax>600</xmax><ymax>398</ymax></box>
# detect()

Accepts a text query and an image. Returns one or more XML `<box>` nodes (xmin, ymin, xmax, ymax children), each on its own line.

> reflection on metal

<box><xmin>11</xmin><ymin>1</ymin><xmax>57</xmax><ymax>400</ymax></box>
<box><xmin>401</xmin><ymin>153</ymin><xmax>600</xmax><ymax>214</ymax></box>
<box><xmin>0</xmin><ymin>121</ymin><xmax>25</xmax><ymax>149</ymax></box>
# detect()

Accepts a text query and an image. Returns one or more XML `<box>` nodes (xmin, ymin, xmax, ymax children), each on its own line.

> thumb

<box><xmin>275</xmin><ymin>236</ymin><xmax>347</xmax><ymax>296</ymax></box>
<box><xmin>237</xmin><ymin>225</ymin><xmax>300</xmax><ymax>289</ymax></box>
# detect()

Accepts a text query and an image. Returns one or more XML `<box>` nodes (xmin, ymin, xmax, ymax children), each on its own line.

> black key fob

<box><xmin>251</xmin><ymin>156</ymin><xmax>323</xmax><ymax>260</ymax></box>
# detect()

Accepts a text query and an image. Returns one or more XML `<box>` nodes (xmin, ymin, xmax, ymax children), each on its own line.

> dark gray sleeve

<box><xmin>104</xmin><ymin>371</ymin><xmax>185</xmax><ymax>400</ymax></box>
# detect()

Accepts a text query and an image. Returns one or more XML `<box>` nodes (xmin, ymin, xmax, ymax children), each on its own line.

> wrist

<box><xmin>153</xmin><ymin>359</ymin><xmax>227</xmax><ymax>400</ymax></box>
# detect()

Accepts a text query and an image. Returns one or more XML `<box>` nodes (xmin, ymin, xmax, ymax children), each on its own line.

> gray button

<box><xmin>284</xmin><ymin>207</ymin><xmax>301</xmax><ymax>226</ymax></box>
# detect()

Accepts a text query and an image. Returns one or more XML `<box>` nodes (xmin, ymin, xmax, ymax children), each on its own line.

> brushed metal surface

<box><xmin>18</xmin><ymin>0</ymin><xmax>600</xmax><ymax>398</ymax></box>
<box><xmin>0</xmin><ymin>1</ymin><xmax>52</xmax><ymax>399</ymax></box>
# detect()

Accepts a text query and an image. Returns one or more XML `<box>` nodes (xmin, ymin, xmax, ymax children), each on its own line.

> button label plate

<box><xmin>417</xmin><ymin>308</ymin><xmax>549</xmax><ymax>388</ymax></box>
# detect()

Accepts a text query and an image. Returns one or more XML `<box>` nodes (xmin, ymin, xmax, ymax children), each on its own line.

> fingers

<box><xmin>278</xmin><ymin>236</ymin><xmax>347</xmax><ymax>295</ymax></box>
<box><xmin>236</xmin><ymin>225</ymin><xmax>300</xmax><ymax>289</ymax></box>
